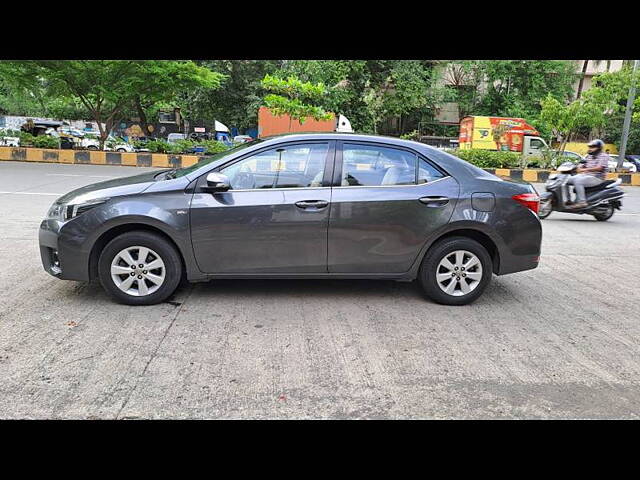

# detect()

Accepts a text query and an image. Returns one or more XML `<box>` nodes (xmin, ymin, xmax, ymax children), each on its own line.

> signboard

<box><xmin>194</xmin><ymin>127</ymin><xmax>206</xmax><ymax>133</ymax></box>
<box><xmin>459</xmin><ymin>116</ymin><xmax>540</xmax><ymax>152</ymax></box>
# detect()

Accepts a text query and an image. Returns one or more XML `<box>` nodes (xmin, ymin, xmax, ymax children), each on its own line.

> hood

<box><xmin>56</xmin><ymin>170</ymin><xmax>161</xmax><ymax>205</ymax></box>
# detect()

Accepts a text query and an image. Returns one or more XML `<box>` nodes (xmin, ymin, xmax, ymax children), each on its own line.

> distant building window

<box><xmin>158</xmin><ymin>111</ymin><xmax>176</xmax><ymax>124</ymax></box>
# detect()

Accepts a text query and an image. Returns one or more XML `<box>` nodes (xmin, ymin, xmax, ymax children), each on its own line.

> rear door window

<box><xmin>341</xmin><ymin>144</ymin><xmax>417</xmax><ymax>186</ymax></box>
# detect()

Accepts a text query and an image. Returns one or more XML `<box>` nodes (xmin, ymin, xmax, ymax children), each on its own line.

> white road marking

<box><xmin>0</xmin><ymin>191</ymin><xmax>61</xmax><ymax>196</ymax></box>
<box><xmin>46</xmin><ymin>174</ymin><xmax>115</xmax><ymax>178</ymax></box>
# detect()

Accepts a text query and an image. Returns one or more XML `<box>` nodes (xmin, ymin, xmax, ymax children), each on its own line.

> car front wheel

<box><xmin>419</xmin><ymin>236</ymin><xmax>493</xmax><ymax>306</ymax></box>
<box><xmin>98</xmin><ymin>231</ymin><xmax>183</xmax><ymax>305</ymax></box>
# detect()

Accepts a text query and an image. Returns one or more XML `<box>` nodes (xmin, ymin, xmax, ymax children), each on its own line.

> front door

<box><xmin>524</xmin><ymin>136</ymin><xmax>546</xmax><ymax>156</ymax></box>
<box><xmin>328</xmin><ymin>142</ymin><xmax>459</xmax><ymax>273</ymax></box>
<box><xmin>190</xmin><ymin>141</ymin><xmax>335</xmax><ymax>274</ymax></box>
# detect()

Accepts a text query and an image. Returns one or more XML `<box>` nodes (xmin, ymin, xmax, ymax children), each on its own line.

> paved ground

<box><xmin>0</xmin><ymin>161</ymin><xmax>639</xmax><ymax>419</ymax></box>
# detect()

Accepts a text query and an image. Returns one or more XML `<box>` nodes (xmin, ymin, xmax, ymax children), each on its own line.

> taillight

<box><xmin>512</xmin><ymin>193</ymin><xmax>540</xmax><ymax>214</ymax></box>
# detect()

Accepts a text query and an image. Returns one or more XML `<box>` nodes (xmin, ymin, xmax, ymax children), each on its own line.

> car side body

<box><xmin>39</xmin><ymin>133</ymin><xmax>542</xmax><ymax>305</ymax></box>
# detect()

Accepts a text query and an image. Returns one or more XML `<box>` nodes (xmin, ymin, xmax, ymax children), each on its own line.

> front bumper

<box><xmin>39</xmin><ymin>219</ymin><xmax>91</xmax><ymax>281</ymax></box>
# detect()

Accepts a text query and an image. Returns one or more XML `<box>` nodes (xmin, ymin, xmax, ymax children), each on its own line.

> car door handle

<box><xmin>419</xmin><ymin>196</ymin><xmax>449</xmax><ymax>206</ymax></box>
<box><xmin>295</xmin><ymin>200</ymin><xmax>329</xmax><ymax>209</ymax></box>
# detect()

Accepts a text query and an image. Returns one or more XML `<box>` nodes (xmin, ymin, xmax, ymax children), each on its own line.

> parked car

<box><xmin>233</xmin><ymin>135</ymin><xmax>254</xmax><ymax>144</ymax></box>
<box><xmin>39</xmin><ymin>133</ymin><xmax>542</xmax><ymax>306</ymax></box>
<box><xmin>607</xmin><ymin>154</ymin><xmax>637</xmax><ymax>173</ymax></box>
<box><xmin>167</xmin><ymin>133</ymin><xmax>187</xmax><ymax>144</ymax></box>
<box><xmin>554</xmin><ymin>150</ymin><xmax>583</xmax><ymax>162</ymax></box>
<box><xmin>625</xmin><ymin>155</ymin><xmax>640</xmax><ymax>172</ymax></box>
<box><xmin>82</xmin><ymin>135</ymin><xmax>135</xmax><ymax>153</ymax></box>
<box><xmin>59</xmin><ymin>126</ymin><xmax>86</xmax><ymax>138</ymax></box>
<box><xmin>0</xmin><ymin>128</ymin><xmax>20</xmax><ymax>147</ymax></box>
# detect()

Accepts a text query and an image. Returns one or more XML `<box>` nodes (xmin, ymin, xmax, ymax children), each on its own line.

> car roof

<box><xmin>257</xmin><ymin>132</ymin><xmax>438</xmax><ymax>152</ymax></box>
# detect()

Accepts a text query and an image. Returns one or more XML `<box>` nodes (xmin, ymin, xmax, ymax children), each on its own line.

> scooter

<box><xmin>538</xmin><ymin>161</ymin><xmax>624</xmax><ymax>221</ymax></box>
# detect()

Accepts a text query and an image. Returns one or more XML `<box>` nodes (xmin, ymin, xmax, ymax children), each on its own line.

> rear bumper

<box><xmin>495</xmin><ymin>209</ymin><xmax>542</xmax><ymax>276</ymax></box>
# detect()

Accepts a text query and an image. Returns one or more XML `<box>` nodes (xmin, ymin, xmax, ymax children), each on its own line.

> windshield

<box><xmin>172</xmin><ymin>140</ymin><xmax>263</xmax><ymax>178</ymax></box>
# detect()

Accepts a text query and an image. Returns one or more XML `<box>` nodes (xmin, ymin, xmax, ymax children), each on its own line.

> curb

<box><xmin>482</xmin><ymin>168</ymin><xmax>640</xmax><ymax>186</ymax></box>
<box><xmin>0</xmin><ymin>146</ymin><xmax>201</xmax><ymax>169</ymax></box>
<box><xmin>2</xmin><ymin>147</ymin><xmax>639</xmax><ymax>186</ymax></box>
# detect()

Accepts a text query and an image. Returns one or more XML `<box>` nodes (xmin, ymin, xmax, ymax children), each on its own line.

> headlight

<box><xmin>47</xmin><ymin>203</ymin><xmax>65</xmax><ymax>220</ymax></box>
<box><xmin>47</xmin><ymin>198</ymin><xmax>109</xmax><ymax>221</ymax></box>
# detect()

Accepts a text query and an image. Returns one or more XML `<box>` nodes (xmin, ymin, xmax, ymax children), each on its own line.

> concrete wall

<box><xmin>0</xmin><ymin>147</ymin><xmax>201</xmax><ymax>169</ymax></box>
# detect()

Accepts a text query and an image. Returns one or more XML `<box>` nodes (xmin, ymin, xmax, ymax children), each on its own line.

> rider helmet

<box><xmin>587</xmin><ymin>139</ymin><xmax>605</xmax><ymax>155</ymax></box>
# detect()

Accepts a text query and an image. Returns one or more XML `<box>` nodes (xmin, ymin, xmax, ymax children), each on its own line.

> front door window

<box><xmin>221</xmin><ymin>143</ymin><xmax>330</xmax><ymax>190</ymax></box>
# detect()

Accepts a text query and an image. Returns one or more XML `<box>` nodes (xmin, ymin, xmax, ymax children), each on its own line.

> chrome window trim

<box><xmin>332</xmin><ymin>175</ymin><xmax>452</xmax><ymax>190</ymax></box>
<box><xmin>221</xmin><ymin>186</ymin><xmax>332</xmax><ymax>193</ymax></box>
<box><xmin>222</xmin><ymin>175</ymin><xmax>452</xmax><ymax>193</ymax></box>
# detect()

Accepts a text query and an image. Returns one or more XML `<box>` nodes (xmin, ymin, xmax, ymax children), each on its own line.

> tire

<box><xmin>593</xmin><ymin>204</ymin><xmax>614</xmax><ymax>221</ymax></box>
<box><xmin>98</xmin><ymin>231</ymin><xmax>183</xmax><ymax>305</ymax></box>
<box><xmin>117</xmin><ymin>148</ymin><xmax>126</xmax><ymax>152</ymax></box>
<box><xmin>87</xmin><ymin>145</ymin><xmax>98</xmax><ymax>151</ymax></box>
<box><xmin>537</xmin><ymin>199</ymin><xmax>552</xmax><ymax>219</ymax></box>
<box><xmin>418</xmin><ymin>236</ymin><xmax>493</xmax><ymax>306</ymax></box>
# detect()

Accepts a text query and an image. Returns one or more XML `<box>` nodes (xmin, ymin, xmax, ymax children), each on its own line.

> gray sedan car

<box><xmin>39</xmin><ymin>133</ymin><xmax>542</xmax><ymax>306</ymax></box>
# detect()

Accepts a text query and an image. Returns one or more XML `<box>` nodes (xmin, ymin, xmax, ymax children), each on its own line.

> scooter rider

<box><xmin>567</xmin><ymin>139</ymin><xmax>609</xmax><ymax>209</ymax></box>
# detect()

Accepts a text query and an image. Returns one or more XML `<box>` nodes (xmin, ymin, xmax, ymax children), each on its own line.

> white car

<box><xmin>82</xmin><ymin>135</ymin><xmax>135</xmax><ymax>153</ymax></box>
<box><xmin>607</xmin><ymin>154</ymin><xmax>637</xmax><ymax>173</ymax></box>
<box><xmin>0</xmin><ymin>135</ymin><xmax>20</xmax><ymax>147</ymax></box>
<box><xmin>233</xmin><ymin>135</ymin><xmax>254</xmax><ymax>143</ymax></box>
<box><xmin>167</xmin><ymin>133</ymin><xmax>187</xmax><ymax>144</ymax></box>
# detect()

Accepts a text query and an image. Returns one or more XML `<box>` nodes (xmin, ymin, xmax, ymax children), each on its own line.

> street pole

<box><xmin>617</xmin><ymin>59</ymin><xmax>640</xmax><ymax>171</ymax></box>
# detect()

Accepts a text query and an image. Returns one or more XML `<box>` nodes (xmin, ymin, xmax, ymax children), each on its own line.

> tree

<box><xmin>282</xmin><ymin>60</ymin><xmax>444</xmax><ymax>134</ymax></box>
<box><xmin>179</xmin><ymin>60</ymin><xmax>282</xmax><ymax>131</ymax></box>
<box><xmin>260</xmin><ymin>74</ymin><xmax>332</xmax><ymax>130</ymax></box>
<box><xmin>576</xmin><ymin>60</ymin><xmax>589</xmax><ymax>100</ymax></box>
<box><xmin>539</xmin><ymin>86</ymin><xmax>617</xmax><ymax>153</ymax></box>
<box><xmin>124</xmin><ymin>61</ymin><xmax>224</xmax><ymax>137</ymax></box>
<box><xmin>0</xmin><ymin>61</ymin><xmax>223</xmax><ymax>148</ymax></box>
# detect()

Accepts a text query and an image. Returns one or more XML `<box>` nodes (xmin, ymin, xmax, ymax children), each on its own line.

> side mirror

<box><xmin>204</xmin><ymin>172</ymin><xmax>230</xmax><ymax>192</ymax></box>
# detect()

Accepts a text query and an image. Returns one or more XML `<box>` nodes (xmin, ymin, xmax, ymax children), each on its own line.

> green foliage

<box><xmin>32</xmin><ymin>135</ymin><xmax>60</xmax><ymax>149</ymax></box>
<box><xmin>591</xmin><ymin>65</ymin><xmax>640</xmax><ymax>154</ymax></box>
<box><xmin>282</xmin><ymin>60</ymin><xmax>445</xmax><ymax>134</ymax></box>
<box><xmin>200</xmin><ymin>140</ymin><xmax>229</xmax><ymax>155</ymax></box>
<box><xmin>179</xmin><ymin>60</ymin><xmax>282</xmax><ymax>131</ymax></box>
<box><xmin>448</xmin><ymin>149</ymin><xmax>521</xmax><ymax>168</ymax></box>
<box><xmin>0</xmin><ymin>60</ymin><xmax>224</xmax><ymax>147</ymax></box>
<box><xmin>539</xmin><ymin>86</ymin><xmax>617</xmax><ymax>152</ymax></box>
<box><xmin>17</xmin><ymin>131</ymin><xmax>36</xmax><ymax>146</ymax></box>
<box><xmin>449</xmin><ymin>60</ymin><xmax>576</xmax><ymax>120</ymax></box>
<box><xmin>133</xmin><ymin>138</ymin><xmax>230</xmax><ymax>155</ymax></box>
<box><xmin>400</xmin><ymin>130</ymin><xmax>420</xmax><ymax>140</ymax></box>
<box><xmin>261</xmin><ymin>74</ymin><xmax>332</xmax><ymax>124</ymax></box>
<box><xmin>0</xmin><ymin>128</ymin><xmax>21</xmax><ymax>139</ymax></box>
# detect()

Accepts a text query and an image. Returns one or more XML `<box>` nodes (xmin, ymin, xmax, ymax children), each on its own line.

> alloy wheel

<box><xmin>110</xmin><ymin>246</ymin><xmax>166</xmax><ymax>296</ymax></box>
<box><xmin>436</xmin><ymin>250</ymin><xmax>483</xmax><ymax>297</ymax></box>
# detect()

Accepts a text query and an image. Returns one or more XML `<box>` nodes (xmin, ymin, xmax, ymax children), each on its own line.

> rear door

<box><xmin>190</xmin><ymin>140</ymin><xmax>335</xmax><ymax>274</ymax></box>
<box><xmin>328</xmin><ymin>141</ymin><xmax>459</xmax><ymax>274</ymax></box>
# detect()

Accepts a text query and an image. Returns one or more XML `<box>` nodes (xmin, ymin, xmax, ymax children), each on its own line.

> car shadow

<box><xmin>183</xmin><ymin>278</ymin><xmax>426</xmax><ymax>300</ymax></box>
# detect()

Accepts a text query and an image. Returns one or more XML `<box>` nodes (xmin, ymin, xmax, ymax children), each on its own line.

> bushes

<box><xmin>32</xmin><ymin>135</ymin><xmax>61</xmax><ymax>149</ymax></box>
<box><xmin>447</xmin><ymin>149</ymin><xmax>521</xmax><ymax>169</ymax></box>
<box><xmin>133</xmin><ymin>138</ymin><xmax>231</xmax><ymax>155</ymax></box>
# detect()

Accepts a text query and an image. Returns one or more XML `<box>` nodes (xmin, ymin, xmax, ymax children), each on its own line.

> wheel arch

<box><xmin>420</xmin><ymin>227</ymin><xmax>501</xmax><ymax>275</ymax></box>
<box><xmin>89</xmin><ymin>223</ymin><xmax>187</xmax><ymax>281</ymax></box>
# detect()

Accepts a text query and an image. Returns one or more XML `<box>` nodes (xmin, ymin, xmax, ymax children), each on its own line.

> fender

<box><xmin>405</xmin><ymin>219</ymin><xmax>508</xmax><ymax>279</ymax></box>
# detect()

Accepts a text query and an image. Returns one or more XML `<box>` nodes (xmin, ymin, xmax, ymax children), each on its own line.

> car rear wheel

<box><xmin>87</xmin><ymin>145</ymin><xmax>98</xmax><ymax>151</ymax></box>
<box><xmin>117</xmin><ymin>148</ymin><xmax>127</xmax><ymax>152</ymax></box>
<box><xmin>419</xmin><ymin>237</ymin><xmax>493</xmax><ymax>306</ymax></box>
<box><xmin>98</xmin><ymin>231</ymin><xmax>182</xmax><ymax>305</ymax></box>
